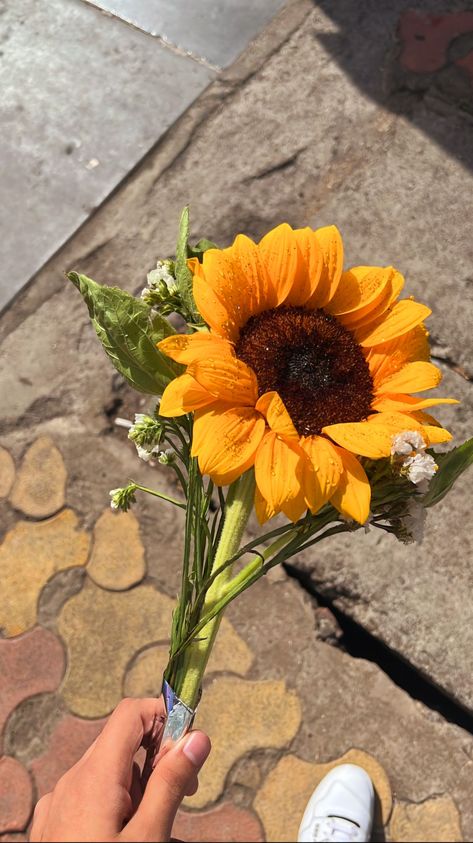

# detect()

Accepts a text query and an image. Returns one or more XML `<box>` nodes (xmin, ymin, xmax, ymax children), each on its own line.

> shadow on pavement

<box><xmin>313</xmin><ymin>0</ymin><xmax>473</xmax><ymax>170</ymax></box>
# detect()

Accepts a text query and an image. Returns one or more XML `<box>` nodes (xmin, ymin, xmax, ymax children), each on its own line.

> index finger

<box><xmin>85</xmin><ymin>697</ymin><xmax>166</xmax><ymax>787</ymax></box>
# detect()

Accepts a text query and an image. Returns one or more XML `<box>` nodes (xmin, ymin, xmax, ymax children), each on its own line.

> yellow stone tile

<box><xmin>187</xmin><ymin>677</ymin><xmax>301</xmax><ymax>809</ymax></box>
<box><xmin>389</xmin><ymin>795</ymin><xmax>463</xmax><ymax>842</ymax></box>
<box><xmin>124</xmin><ymin>644</ymin><xmax>169</xmax><ymax>698</ymax></box>
<box><xmin>0</xmin><ymin>509</ymin><xmax>90</xmax><ymax>637</ymax></box>
<box><xmin>10</xmin><ymin>437</ymin><xmax>66</xmax><ymax>518</ymax></box>
<box><xmin>123</xmin><ymin>617</ymin><xmax>254</xmax><ymax>698</ymax></box>
<box><xmin>254</xmin><ymin>750</ymin><xmax>392</xmax><ymax>842</ymax></box>
<box><xmin>207</xmin><ymin>617</ymin><xmax>254</xmax><ymax>676</ymax></box>
<box><xmin>87</xmin><ymin>509</ymin><xmax>146</xmax><ymax>590</ymax></box>
<box><xmin>58</xmin><ymin>582</ymin><xmax>175</xmax><ymax>717</ymax></box>
<box><xmin>0</xmin><ymin>446</ymin><xmax>15</xmax><ymax>498</ymax></box>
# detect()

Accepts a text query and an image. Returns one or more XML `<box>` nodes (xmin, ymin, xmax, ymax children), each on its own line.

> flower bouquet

<box><xmin>70</xmin><ymin>209</ymin><xmax>473</xmax><ymax>741</ymax></box>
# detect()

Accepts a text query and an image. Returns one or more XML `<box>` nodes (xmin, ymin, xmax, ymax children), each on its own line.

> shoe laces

<box><xmin>311</xmin><ymin>816</ymin><xmax>362</xmax><ymax>842</ymax></box>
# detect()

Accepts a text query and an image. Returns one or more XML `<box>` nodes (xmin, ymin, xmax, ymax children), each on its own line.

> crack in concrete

<box><xmin>283</xmin><ymin>561</ymin><xmax>473</xmax><ymax>736</ymax></box>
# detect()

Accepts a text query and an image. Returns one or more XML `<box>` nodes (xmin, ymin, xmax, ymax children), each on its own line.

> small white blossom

<box><xmin>135</xmin><ymin>444</ymin><xmax>156</xmax><ymax>462</ymax></box>
<box><xmin>109</xmin><ymin>488</ymin><xmax>121</xmax><ymax>510</ymax></box>
<box><xmin>391</xmin><ymin>430</ymin><xmax>426</xmax><ymax>456</ymax></box>
<box><xmin>157</xmin><ymin>448</ymin><xmax>176</xmax><ymax>465</ymax></box>
<box><xmin>403</xmin><ymin>452</ymin><xmax>438</xmax><ymax>485</ymax></box>
<box><xmin>147</xmin><ymin>260</ymin><xmax>175</xmax><ymax>291</ymax></box>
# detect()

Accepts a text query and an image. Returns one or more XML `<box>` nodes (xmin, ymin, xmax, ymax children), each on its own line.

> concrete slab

<box><xmin>85</xmin><ymin>0</ymin><xmax>287</xmax><ymax>68</ymax></box>
<box><xmin>0</xmin><ymin>0</ymin><xmax>214</xmax><ymax>312</ymax></box>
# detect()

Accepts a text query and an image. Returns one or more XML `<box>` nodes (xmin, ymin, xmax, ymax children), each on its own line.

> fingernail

<box><xmin>182</xmin><ymin>731</ymin><xmax>211</xmax><ymax>768</ymax></box>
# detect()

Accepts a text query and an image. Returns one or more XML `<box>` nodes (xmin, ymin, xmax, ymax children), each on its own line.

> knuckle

<box><xmin>116</xmin><ymin>697</ymin><xmax>136</xmax><ymax>714</ymax></box>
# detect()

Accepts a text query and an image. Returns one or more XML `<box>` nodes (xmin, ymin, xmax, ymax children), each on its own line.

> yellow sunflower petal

<box><xmin>255</xmin><ymin>431</ymin><xmax>305</xmax><ymax>521</ymax></box>
<box><xmin>192</xmin><ymin>405</ymin><xmax>265</xmax><ymax>485</ymax></box>
<box><xmin>258</xmin><ymin>223</ymin><xmax>306</xmax><ymax>305</ymax></box>
<box><xmin>255</xmin><ymin>484</ymin><xmax>275</xmax><ymax>524</ymax></box>
<box><xmin>422</xmin><ymin>424</ymin><xmax>453</xmax><ymax>445</ymax></box>
<box><xmin>376</xmin><ymin>361</ymin><xmax>442</xmax><ymax>394</ymax></box>
<box><xmin>330</xmin><ymin>448</ymin><xmax>371</xmax><ymax>524</ymax></box>
<box><xmin>158</xmin><ymin>332</ymin><xmax>235</xmax><ymax>364</ymax></box>
<box><xmin>309</xmin><ymin>225</ymin><xmax>344</xmax><ymax>307</ymax></box>
<box><xmin>325</xmin><ymin>266</ymin><xmax>393</xmax><ymax>321</ymax></box>
<box><xmin>290</xmin><ymin>227</ymin><xmax>322</xmax><ymax>305</ymax></box>
<box><xmin>323</xmin><ymin>420</ymin><xmax>394</xmax><ymax>458</ymax></box>
<box><xmin>192</xmin><ymin>255</ymin><xmax>239</xmax><ymax>341</ymax></box>
<box><xmin>345</xmin><ymin>269</ymin><xmax>405</xmax><ymax>330</ymax></box>
<box><xmin>324</xmin><ymin>411</ymin><xmax>425</xmax><ymax>458</ymax></box>
<box><xmin>355</xmin><ymin>300</ymin><xmax>431</xmax><ymax>347</ymax></box>
<box><xmin>372</xmin><ymin>393</ymin><xmax>459</xmax><ymax>413</ymax></box>
<box><xmin>226</xmin><ymin>232</ymin><xmax>277</xmax><ymax>316</ymax></box>
<box><xmin>300</xmin><ymin>435</ymin><xmax>343</xmax><ymax>514</ymax></box>
<box><xmin>188</xmin><ymin>357</ymin><xmax>258</xmax><ymax>406</ymax></box>
<box><xmin>159</xmin><ymin>374</ymin><xmax>216</xmax><ymax>417</ymax></box>
<box><xmin>255</xmin><ymin>391</ymin><xmax>299</xmax><ymax>439</ymax></box>
<box><xmin>366</xmin><ymin>324</ymin><xmax>430</xmax><ymax>386</ymax></box>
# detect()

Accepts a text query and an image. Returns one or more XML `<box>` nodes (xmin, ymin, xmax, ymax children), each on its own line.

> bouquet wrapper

<box><xmin>161</xmin><ymin>678</ymin><xmax>199</xmax><ymax>745</ymax></box>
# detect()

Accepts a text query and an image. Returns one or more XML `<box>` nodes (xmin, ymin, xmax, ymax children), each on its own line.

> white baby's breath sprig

<box><xmin>109</xmin><ymin>483</ymin><xmax>137</xmax><ymax>512</ymax></box>
<box><xmin>141</xmin><ymin>260</ymin><xmax>178</xmax><ymax>306</ymax></box>
<box><xmin>391</xmin><ymin>430</ymin><xmax>427</xmax><ymax>456</ymax></box>
<box><xmin>128</xmin><ymin>412</ymin><xmax>164</xmax><ymax>461</ymax></box>
<box><xmin>403</xmin><ymin>452</ymin><xmax>438</xmax><ymax>485</ymax></box>
<box><xmin>391</xmin><ymin>429</ymin><xmax>437</xmax><ymax>486</ymax></box>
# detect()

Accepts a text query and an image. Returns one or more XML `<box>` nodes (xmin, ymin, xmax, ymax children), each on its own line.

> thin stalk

<box><xmin>132</xmin><ymin>483</ymin><xmax>186</xmax><ymax>509</ymax></box>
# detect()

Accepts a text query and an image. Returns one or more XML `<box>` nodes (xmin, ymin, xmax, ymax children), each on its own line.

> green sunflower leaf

<box><xmin>422</xmin><ymin>438</ymin><xmax>473</xmax><ymax>508</ymax></box>
<box><xmin>68</xmin><ymin>272</ymin><xmax>182</xmax><ymax>395</ymax></box>
<box><xmin>175</xmin><ymin>206</ymin><xmax>200</xmax><ymax>322</ymax></box>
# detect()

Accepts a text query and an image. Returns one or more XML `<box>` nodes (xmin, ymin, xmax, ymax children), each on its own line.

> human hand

<box><xmin>30</xmin><ymin>697</ymin><xmax>211</xmax><ymax>842</ymax></box>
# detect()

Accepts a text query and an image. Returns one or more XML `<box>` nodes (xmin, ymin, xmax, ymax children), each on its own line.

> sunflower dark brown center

<box><xmin>235</xmin><ymin>306</ymin><xmax>374</xmax><ymax>436</ymax></box>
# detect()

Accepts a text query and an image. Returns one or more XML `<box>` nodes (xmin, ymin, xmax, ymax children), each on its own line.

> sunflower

<box><xmin>158</xmin><ymin>223</ymin><xmax>455</xmax><ymax>524</ymax></box>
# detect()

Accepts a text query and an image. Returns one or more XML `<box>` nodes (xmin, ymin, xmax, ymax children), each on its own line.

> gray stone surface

<box><xmin>0</xmin><ymin>0</ymin><xmax>214</xmax><ymax>312</ymax></box>
<box><xmin>1</xmin><ymin>0</ymin><xmax>472</xmax><ymax>714</ymax></box>
<box><xmin>233</xmin><ymin>577</ymin><xmax>473</xmax><ymax>840</ymax></box>
<box><xmin>86</xmin><ymin>0</ymin><xmax>287</xmax><ymax>68</ymax></box>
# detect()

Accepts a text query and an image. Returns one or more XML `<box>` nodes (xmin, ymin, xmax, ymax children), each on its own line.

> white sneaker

<box><xmin>297</xmin><ymin>763</ymin><xmax>375</xmax><ymax>842</ymax></box>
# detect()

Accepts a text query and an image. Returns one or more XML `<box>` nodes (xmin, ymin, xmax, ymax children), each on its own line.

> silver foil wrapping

<box><xmin>161</xmin><ymin>679</ymin><xmax>198</xmax><ymax>745</ymax></box>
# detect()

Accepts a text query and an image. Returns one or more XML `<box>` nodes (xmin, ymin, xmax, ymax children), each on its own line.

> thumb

<box><xmin>124</xmin><ymin>731</ymin><xmax>211</xmax><ymax>842</ymax></box>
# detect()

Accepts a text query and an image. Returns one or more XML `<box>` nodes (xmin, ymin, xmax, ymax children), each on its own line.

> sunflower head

<box><xmin>158</xmin><ymin>223</ymin><xmax>456</xmax><ymax>525</ymax></box>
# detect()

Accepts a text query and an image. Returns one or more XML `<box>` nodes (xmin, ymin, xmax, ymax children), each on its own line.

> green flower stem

<box><xmin>175</xmin><ymin>470</ymin><xmax>256</xmax><ymax>709</ymax></box>
<box><xmin>222</xmin><ymin>528</ymin><xmax>299</xmax><ymax>597</ymax></box>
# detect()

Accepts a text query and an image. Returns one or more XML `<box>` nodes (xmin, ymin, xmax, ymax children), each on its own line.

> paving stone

<box><xmin>399</xmin><ymin>10</ymin><xmax>473</xmax><ymax>74</ymax></box>
<box><xmin>0</xmin><ymin>0</ymin><xmax>214</xmax><ymax>311</ymax></box>
<box><xmin>124</xmin><ymin>617</ymin><xmax>254</xmax><ymax>697</ymax></box>
<box><xmin>57</xmin><ymin>581</ymin><xmax>174</xmax><ymax>717</ymax></box>
<box><xmin>0</xmin><ymin>757</ymin><xmax>33</xmax><ymax>833</ymax></box>
<box><xmin>389</xmin><ymin>795</ymin><xmax>463</xmax><ymax>842</ymax></box>
<box><xmin>30</xmin><ymin>713</ymin><xmax>108</xmax><ymax>799</ymax></box>
<box><xmin>174</xmin><ymin>802</ymin><xmax>264</xmax><ymax>842</ymax></box>
<box><xmin>187</xmin><ymin>677</ymin><xmax>301</xmax><ymax>809</ymax></box>
<box><xmin>0</xmin><ymin>448</ymin><xmax>15</xmax><ymax>499</ymax></box>
<box><xmin>0</xmin><ymin>510</ymin><xmax>90</xmax><ymax>637</ymax></box>
<box><xmin>254</xmin><ymin>750</ymin><xmax>392</xmax><ymax>842</ymax></box>
<box><xmin>87</xmin><ymin>509</ymin><xmax>146</xmax><ymax>591</ymax></box>
<box><xmin>88</xmin><ymin>0</ymin><xmax>287</xmax><ymax>69</ymax></box>
<box><xmin>9</xmin><ymin>437</ymin><xmax>66</xmax><ymax>518</ymax></box>
<box><xmin>0</xmin><ymin>627</ymin><xmax>65</xmax><ymax>742</ymax></box>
